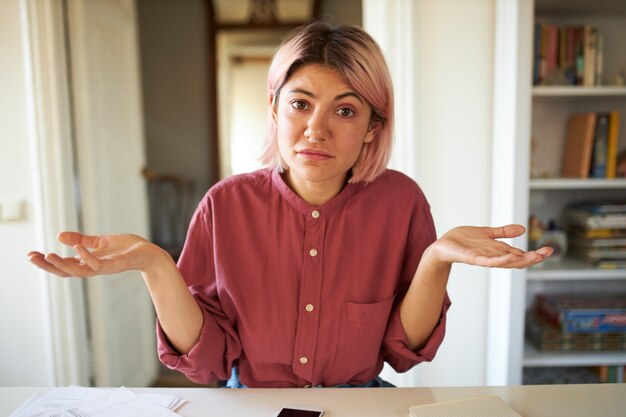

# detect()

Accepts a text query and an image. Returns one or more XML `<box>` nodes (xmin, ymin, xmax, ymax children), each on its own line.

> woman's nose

<box><xmin>304</xmin><ymin>112</ymin><xmax>329</xmax><ymax>142</ymax></box>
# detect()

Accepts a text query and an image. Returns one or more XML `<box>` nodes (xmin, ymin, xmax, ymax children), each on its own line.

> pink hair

<box><xmin>260</xmin><ymin>22</ymin><xmax>395</xmax><ymax>183</ymax></box>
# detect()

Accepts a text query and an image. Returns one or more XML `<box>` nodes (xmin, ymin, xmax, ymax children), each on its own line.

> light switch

<box><xmin>0</xmin><ymin>199</ymin><xmax>27</xmax><ymax>222</ymax></box>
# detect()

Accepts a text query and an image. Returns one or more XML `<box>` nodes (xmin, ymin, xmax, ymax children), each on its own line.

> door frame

<box><xmin>487</xmin><ymin>0</ymin><xmax>533</xmax><ymax>386</ymax></box>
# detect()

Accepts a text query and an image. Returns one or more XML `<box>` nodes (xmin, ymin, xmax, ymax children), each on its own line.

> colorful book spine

<box><xmin>590</xmin><ymin>113</ymin><xmax>609</xmax><ymax>178</ymax></box>
<box><xmin>583</xmin><ymin>25</ymin><xmax>597</xmax><ymax>86</ymax></box>
<box><xmin>535</xmin><ymin>294</ymin><xmax>626</xmax><ymax>334</ymax></box>
<box><xmin>606</xmin><ymin>111</ymin><xmax>620</xmax><ymax>179</ymax></box>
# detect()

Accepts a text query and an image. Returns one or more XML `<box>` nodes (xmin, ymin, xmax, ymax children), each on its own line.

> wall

<box><xmin>367</xmin><ymin>0</ymin><xmax>495</xmax><ymax>386</ymax></box>
<box><xmin>414</xmin><ymin>0</ymin><xmax>494</xmax><ymax>387</ymax></box>
<box><xmin>136</xmin><ymin>0</ymin><xmax>214</xmax><ymax>231</ymax></box>
<box><xmin>0</xmin><ymin>0</ymin><xmax>54</xmax><ymax>385</ymax></box>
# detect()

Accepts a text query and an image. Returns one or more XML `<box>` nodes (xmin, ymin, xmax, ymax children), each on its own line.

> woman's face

<box><xmin>272</xmin><ymin>64</ymin><xmax>377</xmax><ymax>203</ymax></box>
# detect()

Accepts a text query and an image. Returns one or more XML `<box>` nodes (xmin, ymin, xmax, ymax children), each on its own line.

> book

<box><xmin>562</xmin><ymin>113</ymin><xmax>597</xmax><ymax>178</ymax></box>
<box><xmin>583</xmin><ymin>25</ymin><xmax>597</xmax><ymax>86</ymax></box>
<box><xmin>569</xmin><ymin>225</ymin><xmax>626</xmax><ymax>239</ymax></box>
<box><xmin>568</xmin><ymin>200</ymin><xmax>626</xmax><ymax>214</ymax></box>
<box><xmin>606</xmin><ymin>111</ymin><xmax>621</xmax><ymax>178</ymax></box>
<box><xmin>574</xmin><ymin>26</ymin><xmax>584</xmax><ymax>84</ymax></box>
<box><xmin>535</xmin><ymin>293</ymin><xmax>626</xmax><ymax>334</ymax></box>
<box><xmin>533</xmin><ymin>23</ymin><xmax>541</xmax><ymax>85</ymax></box>
<box><xmin>564</xmin><ymin>26</ymin><xmax>577</xmax><ymax>84</ymax></box>
<box><xmin>526</xmin><ymin>312</ymin><xmax>626</xmax><ymax>351</ymax></box>
<box><xmin>547</xmin><ymin>24</ymin><xmax>559</xmax><ymax>78</ymax></box>
<box><xmin>595</xmin><ymin>32</ymin><xmax>604</xmax><ymax>85</ymax></box>
<box><xmin>566</xmin><ymin>208</ymin><xmax>626</xmax><ymax>229</ymax></box>
<box><xmin>571</xmin><ymin>246</ymin><xmax>626</xmax><ymax>261</ymax></box>
<box><xmin>590</xmin><ymin>113</ymin><xmax>609</xmax><ymax>177</ymax></box>
<box><xmin>409</xmin><ymin>396</ymin><xmax>522</xmax><ymax>417</ymax></box>
<box><xmin>569</xmin><ymin>235</ymin><xmax>626</xmax><ymax>248</ymax></box>
<box><xmin>596</xmin><ymin>259</ymin><xmax>626</xmax><ymax>269</ymax></box>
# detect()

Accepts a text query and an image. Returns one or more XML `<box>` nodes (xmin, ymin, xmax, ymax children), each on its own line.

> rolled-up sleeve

<box><xmin>155</xmin><ymin>199</ymin><xmax>242</xmax><ymax>384</ymax></box>
<box><xmin>381</xmin><ymin>195</ymin><xmax>451</xmax><ymax>372</ymax></box>
<box><xmin>381</xmin><ymin>293</ymin><xmax>451</xmax><ymax>372</ymax></box>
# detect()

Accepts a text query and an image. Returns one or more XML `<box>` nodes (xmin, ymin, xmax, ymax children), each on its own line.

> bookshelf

<box><xmin>526</xmin><ymin>0</ymin><xmax>626</xmax><ymax>384</ymax></box>
<box><xmin>490</xmin><ymin>0</ymin><xmax>626</xmax><ymax>386</ymax></box>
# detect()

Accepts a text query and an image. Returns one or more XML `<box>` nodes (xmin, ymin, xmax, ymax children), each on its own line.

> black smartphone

<box><xmin>275</xmin><ymin>405</ymin><xmax>325</xmax><ymax>417</ymax></box>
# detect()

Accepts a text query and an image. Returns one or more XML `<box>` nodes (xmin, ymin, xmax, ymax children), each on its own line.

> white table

<box><xmin>2</xmin><ymin>384</ymin><xmax>625</xmax><ymax>417</ymax></box>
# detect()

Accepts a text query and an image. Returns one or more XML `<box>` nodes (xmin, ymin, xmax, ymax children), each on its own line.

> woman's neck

<box><xmin>282</xmin><ymin>171</ymin><xmax>347</xmax><ymax>206</ymax></box>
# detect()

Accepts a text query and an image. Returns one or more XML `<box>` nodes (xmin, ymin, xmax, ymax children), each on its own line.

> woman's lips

<box><xmin>296</xmin><ymin>148</ymin><xmax>334</xmax><ymax>161</ymax></box>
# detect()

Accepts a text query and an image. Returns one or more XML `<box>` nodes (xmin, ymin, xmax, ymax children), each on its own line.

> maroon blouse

<box><xmin>157</xmin><ymin>168</ymin><xmax>451</xmax><ymax>387</ymax></box>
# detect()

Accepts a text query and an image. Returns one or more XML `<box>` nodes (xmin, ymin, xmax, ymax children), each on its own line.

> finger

<box><xmin>73</xmin><ymin>244</ymin><xmax>102</xmax><ymax>271</ymax></box>
<box><xmin>44</xmin><ymin>252</ymin><xmax>95</xmax><ymax>277</ymax></box>
<box><xmin>488</xmin><ymin>224</ymin><xmax>526</xmax><ymax>240</ymax></box>
<box><xmin>535</xmin><ymin>246</ymin><xmax>554</xmax><ymax>257</ymax></box>
<box><xmin>28</xmin><ymin>252</ymin><xmax>72</xmax><ymax>277</ymax></box>
<box><xmin>57</xmin><ymin>231</ymin><xmax>102</xmax><ymax>250</ymax></box>
<box><xmin>473</xmin><ymin>252</ymin><xmax>521</xmax><ymax>267</ymax></box>
<box><xmin>502</xmin><ymin>251</ymin><xmax>547</xmax><ymax>269</ymax></box>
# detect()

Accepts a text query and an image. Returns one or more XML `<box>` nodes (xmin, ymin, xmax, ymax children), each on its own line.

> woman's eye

<box><xmin>291</xmin><ymin>100</ymin><xmax>308</xmax><ymax>111</ymax></box>
<box><xmin>337</xmin><ymin>108</ymin><xmax>355</xmax><ymax>118</ymax></box>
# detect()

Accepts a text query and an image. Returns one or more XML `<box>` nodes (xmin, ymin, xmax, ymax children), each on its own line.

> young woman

<box><xmin>28</xmin><ymin>22</ymin><xmax>552</xmax><ymax>388</ymax></box>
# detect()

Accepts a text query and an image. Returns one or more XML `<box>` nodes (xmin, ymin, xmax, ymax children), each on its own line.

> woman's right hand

<box><xmin>28</xmin><ymin>232</ymin><xmax>164</xmax><ymax>278</ymax></box>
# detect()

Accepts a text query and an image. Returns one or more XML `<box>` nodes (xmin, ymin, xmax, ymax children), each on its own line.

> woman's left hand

<box><xmin>429</xmin><ymin>224</ymin><xmax>553</xmax><ymax>269</ymax></box>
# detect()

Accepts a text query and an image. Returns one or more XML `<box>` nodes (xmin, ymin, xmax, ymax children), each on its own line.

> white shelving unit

<box><xmin>525</xmin><ymin>0</ymin><xmax>626</xmax><ymax>383</ymax></box>
<box><xmin>524</xmin><ymin>342</ymin><xmax>626</xmax><ymax>367</ymax></box>
<box><xmin>489</xmin><ymin>0</ymin><xmax>626</xmax><ymax>386</ymax></box>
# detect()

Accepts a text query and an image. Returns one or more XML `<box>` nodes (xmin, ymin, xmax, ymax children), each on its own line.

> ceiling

<box><xmin>212</xmin><ymin>0</ymin><xmax>315</xmax><ymax>23</ymax></box>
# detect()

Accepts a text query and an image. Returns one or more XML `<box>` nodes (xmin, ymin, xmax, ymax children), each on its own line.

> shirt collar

<box><xmin>271</xmin><ymin>168</ymin><xmax>362</xmax><ymax>216</ymax></box>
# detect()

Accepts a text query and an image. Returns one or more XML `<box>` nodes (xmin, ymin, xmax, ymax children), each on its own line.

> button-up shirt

<box><xmin>157</xmin><ymin>168</ymin><xmax>451</xmax><ymax>387</ymax></box>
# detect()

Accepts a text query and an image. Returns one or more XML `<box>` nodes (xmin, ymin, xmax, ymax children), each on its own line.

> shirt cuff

<box><xmin>156</xmin><ymin>305</ymin><xmax>238</xmax><ymax>383</ymax></box>
<box><xmin>383</xmin><ymin>292</ymin><xmax>452</xmax><ymax>372</ymax></box>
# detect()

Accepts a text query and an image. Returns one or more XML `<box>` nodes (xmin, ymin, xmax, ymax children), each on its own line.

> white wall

<box><xmin>367</xmin><ymin>0</ymin><xmax>495</xmax><ymax>386</ymax></box>
<box><xmin>0</xmin><ymin>0</ymin><xmax>54</xmax><ymax>385</ymax></box>
<box><xmin>413</xmin><ymin>0</ymin><xmax>494</xmax><ymax>387</ymax></box>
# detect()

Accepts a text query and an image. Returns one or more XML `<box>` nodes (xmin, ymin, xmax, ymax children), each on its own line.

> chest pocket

<box><xmin>334</xmin><ymin>295</ymin><xmax>395</xmax><ymax>372</ymax></box>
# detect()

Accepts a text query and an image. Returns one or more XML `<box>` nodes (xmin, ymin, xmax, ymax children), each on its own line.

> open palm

<box><xmin>434</xmin><ymin>224</ymin><xmax>552</xmax><ymax>269</ymax></box>
<box><xmin>28</xmin><ymin>232</ymin><xmax>157</xmax><ymax>278</ymax></box>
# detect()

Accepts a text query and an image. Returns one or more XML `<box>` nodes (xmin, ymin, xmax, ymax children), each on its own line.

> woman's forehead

<box><xmin>282</xmin><ymin>63</ymin><xmax>356</xmax><ymax>96</ymax></box>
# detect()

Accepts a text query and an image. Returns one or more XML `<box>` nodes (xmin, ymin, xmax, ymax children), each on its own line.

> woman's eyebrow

<box><xmin>287</xmin><ymin>88</ymin><xmax>363</xmax><ymax>103</ymax></box>
<box><xmin>335</xmin><ymin>91</ymin><xmax>363</xmax><ymax>103</ymax></box>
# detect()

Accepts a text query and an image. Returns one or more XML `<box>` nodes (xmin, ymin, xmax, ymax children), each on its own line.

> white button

<box><xmin>309</xmin><ymin>248</ymin><xmax>318</xmax><ymax>257</ymax></box>
<box><xmin>311</xmin><ymin>210</ymin><xmax>320</xmax><ymax>218</ymax></box>
<box><xmin>299</xmin><ymin>356</ymin><xmax>308</xmax><ymax>364</ymax></box>
<box><xmin>305</xmin><ymin>304</ymin><xmax>314</xmax><ymax>312</ymax></box>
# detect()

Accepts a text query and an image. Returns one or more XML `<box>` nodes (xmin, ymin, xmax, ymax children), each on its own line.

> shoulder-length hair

<box><xmin>260</xmin><ymin>21</ymin><xmax>394</xmax><ymax>183</ymax></box>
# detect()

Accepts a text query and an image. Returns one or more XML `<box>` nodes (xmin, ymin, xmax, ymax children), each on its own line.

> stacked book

<box><xmin>565</xmin><ymin>201</ymin><xmax>626</xmax><ymax>268</ymax></box>
<box><xmin>533</xmin><ymin>23</ymin><xmax>602</xmax><ymax>86</ymax></box>
<box><xmin>526</xmin><ymin>293</ymin><xmax>626</xmax><ymax>352</ymax></box>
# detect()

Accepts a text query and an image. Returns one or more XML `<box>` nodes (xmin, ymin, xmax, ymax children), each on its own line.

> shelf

<box><xmin>535</xmin><ymin>0</ymin><xmax>626</xmax><ymax>17</ymax></box>
<box><xmin>528</xmin><ymin>257</ymin><xmax>626</xmax><ymax>281</ymax></box>
<box><xmin>524</xmin><ymin>342</ymin><xmax>626</xmax><ymax>367</ymax></box>
<box><xmin>533</xmin><ymin>86</ymin><xmax>626</xmax><ymax>97</ymax></box>
<box><xmin>530</xmin><ymin>178</ymin><xmax>626</xmax><ymax>190</ymax></box>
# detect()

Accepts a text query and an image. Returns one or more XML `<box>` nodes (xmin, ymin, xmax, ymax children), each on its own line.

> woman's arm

<box><xmin>399</xmin><ymin>224</ymin><xmax>553</xmax><ymax>350</ymax></box>
<box><xmin>28</xmin><ymin>232</ymin><xmax>203</xmax><ymax>354</ymax></box>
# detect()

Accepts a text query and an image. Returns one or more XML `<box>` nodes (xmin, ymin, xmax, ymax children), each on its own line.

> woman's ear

<box><xmin>270</xmin><ymin>94</ymin><xmax>278</xmax><ymax>125</ymax></box>
<box><xmin>364</xmin><ymin>119</ymin><xmax>381</xmax><ymax>144</ymax></box>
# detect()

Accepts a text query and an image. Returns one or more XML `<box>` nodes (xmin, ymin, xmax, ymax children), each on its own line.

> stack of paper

<box><xmin>409</xmin><ymin>395</ymin><xmax>522</xmax><ymax>417</ymax></box>
<box><xmin>10</xmin><ymin>386</ymin><xmax>186</xmax><ymax>417</ymax></box>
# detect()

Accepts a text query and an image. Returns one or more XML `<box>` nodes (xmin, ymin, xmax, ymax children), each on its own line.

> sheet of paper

<box><xmin>9</xmin><ymin>386</ymin><xmax>185</xmax><ymax>417</ymax></box>
<box><xmin>409</xmin><ymin>395</ymin><xmax>522</xmax><ymax>417</ymax></box>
